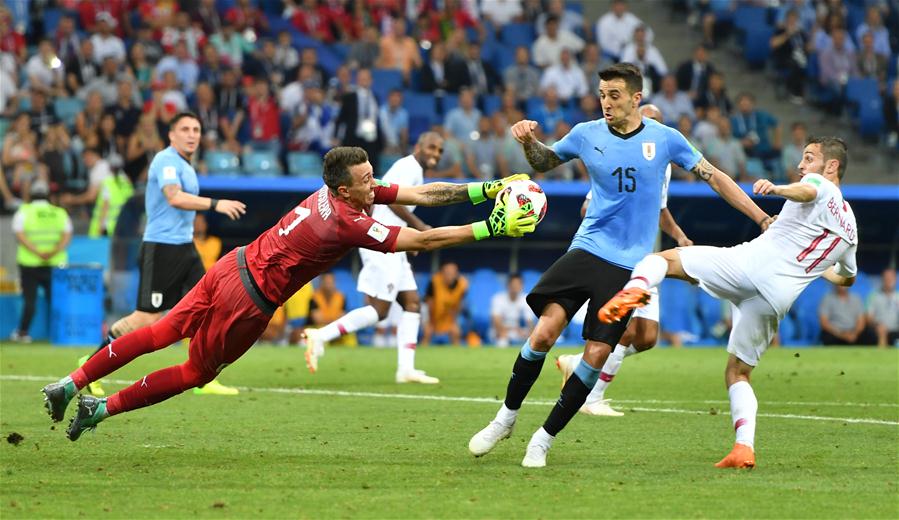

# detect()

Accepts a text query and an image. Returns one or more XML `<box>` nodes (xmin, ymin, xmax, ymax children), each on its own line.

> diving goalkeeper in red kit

<box><xmin>42</xmin><ymin>147</ymin><xmax>537</xmax><ymax>441</ymax></box>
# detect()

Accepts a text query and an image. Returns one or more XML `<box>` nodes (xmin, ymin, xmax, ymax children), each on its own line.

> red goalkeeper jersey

<box><xmin>243</xmin><ymin>182</ymin><xmax>401</xmax><ymax>306</ymax></box>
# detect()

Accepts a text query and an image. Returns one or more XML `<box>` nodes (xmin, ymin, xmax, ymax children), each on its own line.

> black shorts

<box><xmin>526</xmin><ymin>248</ymin><xmax>633</xmax><ymax>345</ymax></box>
<box><xmin>136</xmin><ymin>241</ymin><xmax>205</xmax><ymax>312</ymax></box>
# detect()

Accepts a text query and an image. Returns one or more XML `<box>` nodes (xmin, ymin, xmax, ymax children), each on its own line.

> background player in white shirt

<box><xmin>305</xmin><ymin>132</ymin><xmax>445</xmax><ymax>384</ymax></box>
<box><xmin>599</xmin><ymin>136</ymin><xmax>858</xmax><ymax>469</ymax></box>
<box><xmin>490</xmin><ymin>273</ymin><xmax>534</xmax><ymax>347</ymax></box>
<box><xmin>556</xmin><ymin>104</ymin><xmax>693</xmax><ymax>417</ymax></box>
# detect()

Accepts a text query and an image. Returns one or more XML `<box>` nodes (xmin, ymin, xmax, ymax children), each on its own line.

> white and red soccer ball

<box><xmin>496</xmin><ymin>179</ymin><xmax>547</xmax><ymax>224</ymax></box>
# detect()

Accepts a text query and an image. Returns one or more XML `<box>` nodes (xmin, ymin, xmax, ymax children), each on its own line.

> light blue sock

<box><xmin>520</xmin><ymin>340</ymin><xmax>547</xmax><ymax>361</ymax></box>
<box><xmin>573</xmin><ymin>359</ymin><xmax>600</xmax><ymax>388</ymax></box>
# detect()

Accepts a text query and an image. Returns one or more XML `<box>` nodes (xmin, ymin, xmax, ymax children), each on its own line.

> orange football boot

<box><xmin>714</xmin><ymin>443</ymin><xmax>756</xmax><ymax>469</ymax></box>
<box><xmin>597</xmin><ymin>287</ymin><xmax>651</xmax><ymax>323</ymax></box>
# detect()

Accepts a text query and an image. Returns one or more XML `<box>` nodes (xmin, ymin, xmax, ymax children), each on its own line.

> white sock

<box><xmin>529</xmin><ymin>426</ymin><xmax>555</xmax><ymax>447</ymax></box>
<box><xmin>319</xmin><ymin>305</ymin><xmax>380</xmax><ymax>342</ymax></box>
<box><xmin>584</xmin><ymin>344</ymin><xmax>630</xmax><ymax>404</ymax></box>
<box><xmin>728</xmin><ymin>380</ymin><xmax>758</xmax><ymax>450</ymax></box>
<box><xmin>624</xmin><ymin>254</ymin><xmax>668</xmax><ymax>290</ymax></box>
<box><xmin>495</xmin><ymin>404</ymin><xmax>518</xmax><ymax>427</ymax></box>
<box><xmin>396</xmin><ymin>312</ymin><xmax>420</xmax><ymax>373</ymax></box>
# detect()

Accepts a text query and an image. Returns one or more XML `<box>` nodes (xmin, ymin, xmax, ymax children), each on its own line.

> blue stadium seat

<box><xmin>525</xmin><ymin>96</ymin><xmax>544</xmax><ymax>118</ymax></box>
<box><xmin>849</xmin><ymin>271</ymin><xmax>871</xmax><ymax>301</ymax></box>
<box><xmin>845</xmin><ymin>78</ymin><xmax>879</xmax><ymax>105</ymax></box>
<box><xmin>371</xmin><ymin>68</ymin><xmax>404</xmax><ymax>102</ymax></box>
<box><xmin>43</xmin><ymin>8</ymin><xmax>63</xmax><ymax>35</ymax></box>
<box><xmin>500</xmin><ymin>23</ymin><xmax>535</xmax><ymax>48</ymax></box>
<box><xmin>743</xmin><ymin>26</ymin><xmax>774</xmax><ymax>68</ymax></box>
<box><xmin>242</xmin><ymin>150</ymin><xmax>282</xmax><ymax>176</ymax></box>
<box><xmin>733</xmin><ymin>5</ymin><xmax>769</xmax><ymax>36</ymax></box>
<box><xmin>53</xmin><ymin>97</ymin><xmax>84</xmax><ymax>128</ymax></box>
<box><xmin>491</xmin><ymin>43</ymin><xmax>517</xmax><ymax>74</ymax></box>
<box><xmin>204</xmin><ymin>150</ymin><xmax>241</xmax><ymax>175</ymax></box>
<box><xmin>521</xmin><ymin>270</ymin><xmax>542</xmax><ymax>293</ymax></box>
<box><xmin>18</xmin><ymin>96</ymin><xmax>31</xmax><ymax>112</ymax></box>
<box><xmin>402</xmin><ymin>91</ymin><xmax>437</xmax><ymax>119</ymax></box>
<box><xmin>440</xmin><ymin>93</ymin><xmax>459</xmax><ymax>116</ymax></box>
<box><xmin>481</xmin><ymin>94</ymin><xmax>501</xmax><ymax>115</ymax></box>
<box><xmin>287</xmin><ymin>151</ymin><xmax>323</xmax><ymax>177</ymax></box>
<box><xmin>408</xmin><ymin>114</ymin><xmax>433</xmax><ymax>144</ymax></box>
<box><xmin>857</xmin><ymin>97</ymin><xmax>885</xmax><ymax>138</ymax></box>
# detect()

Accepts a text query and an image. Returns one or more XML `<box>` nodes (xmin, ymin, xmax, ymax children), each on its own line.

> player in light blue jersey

<box><xmin>79</xmin><ymin>112</ymin><xmax>246</xmax><ymax>396</ymax></box>
<box><xmin>469</xmin><ymin>63</ymin><xmax>774</xmax><ymax>468</ymax></box>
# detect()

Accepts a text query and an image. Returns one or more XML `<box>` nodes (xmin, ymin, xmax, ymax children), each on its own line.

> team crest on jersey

<box><xmin>367</xmin><ymin>222</ymin><xmax>389</xmax><ymax>242</ymax></box>
<box><xmin>642</xmin><ymin>142</ymin><xmax>656</xmax><ymax>161</ymax></box>
<box><xmin>151</xmin><ymin>292</ymin><xmax>163</xmax><ymax>308</ymax></box>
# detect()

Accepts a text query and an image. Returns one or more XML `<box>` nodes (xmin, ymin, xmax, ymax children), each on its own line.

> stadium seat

<box><xmin>43</xmin><ymin>8</ymin><xmax>62</xmax><ymax>36</ymax></box>
<box><xmin>732</xmin><ymin>5</ymin><xmax>769</xmax><ymax>37</ymax></box>
<box><xmin>845</xmin><ymin>78</ymin><xmax>879</xmax><ymax>105</ymax></box>
<box><xmin>500</xmin><ymin>23</ymin><xmax>535</xmax><ymax>48</ymax></box>
<box><xmin>439</xmin><ymin>93</ymin><xmax>459</xmax><ymax>116</ymax></box>
<box><xmin>857</xmin><ymin>98</ymin><xmax>885</xmax><ymax>138</ymax></box>
<box><xmin>402</xmin><ymin>91</ymin><xmax>437</xmax><ymax>119</ymax></box>
<box><xmin>491</xmin><ymin>43</ymin><xmax>517</xmax><ymax>74</ymax></box>
<box><xmin>481</xmin><ymin>94</ymin><xmax>501</xmax><ymax>116</ymax></box>
<box><xmin>371</xmin><ymin>68</ymin><xmax>404</xmax><ymax>102</ymax></box>
<box><xmin>521</xmin><ymin>270</ymin><xmax>542</xmax><ymax>293</ymax></box>
<box><xmin>743</xmin><ymin>26</ymin><xmax>774</xmax><ymax>68</ymax></box>
<box><xmin>408</xmin><ymin>114</ymin><xmax>433</xmax><ymax>144</ymax></box>
<box><xmin>53</xmin><ymin>97</ymin><xmax>84</xmax><ymax>129</ymax></box>
<box><xmin>242</xmin><ymin>150</ymin><xmax>282</xmax><ymax>176</ymax></box>
<box><xmin>525</xmin><ymin>96</ymin><xmax>544</xmax><ymax>119</ymax></box>
<box><xmin>287</xmin><ymin>151</ymin><xmax>323</xmax><ymax>177</ymax></box>
<box><xmin>205</xmin><ymin>150</ymin><xmax>241</xmax><ymax>175</ymax></box>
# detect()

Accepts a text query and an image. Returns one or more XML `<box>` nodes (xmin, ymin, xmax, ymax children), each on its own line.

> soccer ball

<box><xmin>496</xmin><ymin>179</ymin><xmax>548</xmax><ymax>224</ymax></box>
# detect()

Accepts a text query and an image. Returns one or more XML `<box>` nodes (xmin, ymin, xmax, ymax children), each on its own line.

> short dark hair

<box><xmin>508</xmin><ymin>273</ymin><xmax>522</xmax><ymax>282</ymax></box>
<box><xmin>807</xmin><ymin>136</ymin><xmax>848</xmax><ymax>179</ymax></box>
<box><xmin>170</xmin><ymin>111</ymin><xmax>202</xmax><ymax>132</ymax></box>
<box><xmin>598</xmin><ymin>63</ymin><xmax>643</xmax><ymax>95</ymax></box>
<box><xmin>323</xmin><ymin>147</ymin><xmax>369</xmax><ymax>191</ymax></box>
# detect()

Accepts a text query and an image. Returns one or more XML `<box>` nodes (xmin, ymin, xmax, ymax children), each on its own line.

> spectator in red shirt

<box><xmin>292</xmin><ymin>0</ymin><xmax>336</xmax><ymax>43</ymax></box>
<box><xmin>247</xmin><ymin>78</ymin><xmax>281</xmax><ymax>151</ymax></box>
<box><xmin>0</xmin><ymin>6</ymin><xmax>26</xmax><ymax>64</ymax></box>
<box><xmin>225</xmin><ymin>0</ymin><xmax>268</xmax><ymax>34</ymax></box>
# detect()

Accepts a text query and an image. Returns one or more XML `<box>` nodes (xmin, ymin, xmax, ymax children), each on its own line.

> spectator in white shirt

<box><xmin>620</xmin><ymin>25</ymin><xmax>667</xmax><ymax>76</ymax></box>
<box><xmin>481</xmin><ymin>0</ymin><xmax>523</xmax><ymax>26</ymax></box>
<box><xmin>490</xmin><ymin>273</ymin><xmax>533</xmax><ymax>347</ymax></box>
<box><xmin>503</xmin><ymin>46</ymin><xmax>541</xmax><ymax>102</ymax></box>
<box><xmin>650</xmin><ymin>75</ymin><xmax>695</xmax><ymax>126</ymax></box>
<box><xmin>532</xmin><ymin>14</ymin><xmax>585</xmax><ymax>68</ymax></box>
<box><xmin>25</xmin><ymin>39</ymin><xmax>65</xmax><ymax>94</ymax></box>
<box><xmin>539</xmin><ymin>48</ymin><xmax>588</xmax><ymax>104</ymax></box>
<box><xmin>89</xmin><ymin>13</ymin><xmax>126</xmax><ymax>65</ymax></box>
<box><xmin>595</xmin><ymin>0</ymin><xmax>653</xmax><ymax>61</ymax></box>
<box><xmin>154</xmin><ymin>41</ymin><xmax>200</xmax><ymax>95</ymax></box>
<box><xmin>867</xmin><ymin>268</ymin><xmax>899</xmax><ymax>348</ymax></box>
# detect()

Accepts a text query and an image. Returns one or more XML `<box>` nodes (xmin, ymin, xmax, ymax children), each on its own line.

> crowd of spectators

<box><xmin>5</xmin><ymin>0</ymin><xmax>893</xmax><ymax>232</ymax></box>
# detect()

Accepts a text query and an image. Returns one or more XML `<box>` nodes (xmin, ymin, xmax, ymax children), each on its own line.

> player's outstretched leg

<box><xmin>42</xmin><ymin>321</ymin><xmax>183</xmax><ymax>423</ymax></box>
<box><xmin>396</xmin><ymin>311</ymin><xmax>438</xmax><ymax>384</ymax></box>
<box><xmin>66</xmin><ymin>395</ymin><xmax>108</xmax><ymax>441</ymax></box>
<box><xmin>598</xmin><ymin>254</ymin><xmax>668</xmax><ymax>323</ymax></box>
<box><xmin>304</xmin><ymin>306</ymin><xmax>381</xmax><ymax>373</ymax></box>
<box><xmin>468</xmin><ymin>340</ymin><xmax>547</xmax><ymax>456</ymax></box>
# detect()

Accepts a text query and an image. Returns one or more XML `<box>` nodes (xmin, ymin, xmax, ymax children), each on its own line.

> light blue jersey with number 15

<box><xmin>552</xmin><ymin>117</ymin><xmax>702</xmax><ymax>269</ymax></box>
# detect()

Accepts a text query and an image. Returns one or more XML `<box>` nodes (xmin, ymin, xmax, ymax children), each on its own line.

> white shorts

<box><xmin>357</xmin><ymin>249</ymin><xmax>417</xmax><ymax>302</ymax></box>
<box><xmin>632</xmin><ymin>286</ymin><xmax>660</xmax><ymax>322</ymax></box>
<box><xmin>679</xmin><ymin>245</ymin><xmax>779</xmax><ymax>366</ymax></box>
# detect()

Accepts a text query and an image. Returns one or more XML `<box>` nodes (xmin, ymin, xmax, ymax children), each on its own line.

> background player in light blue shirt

<box><xmin>469</xmin><ymin>63</ymin><xmax>774</xmax><ymax>468</ymax></box>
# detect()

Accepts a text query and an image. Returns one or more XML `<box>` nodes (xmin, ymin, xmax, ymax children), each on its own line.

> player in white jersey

<box><xmin>599</xmin><ymin>136</ymin><xmax>858</xmax><ymax>469</ymax></box>
<box><xmin>556</xmin><ymin>104</ymin><xmax>693</xmax><ymax>416</ymax></box>
<box><xmin>304</xmin><ymin>132</ymin><xmax>445</xmax><ymax>384</ymax></box>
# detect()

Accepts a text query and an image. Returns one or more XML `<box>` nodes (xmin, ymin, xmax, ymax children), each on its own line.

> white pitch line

<box><xmin>4</xmin><ymin>374</ymin><xmax>897</xmax><ymax>426</ymax></box>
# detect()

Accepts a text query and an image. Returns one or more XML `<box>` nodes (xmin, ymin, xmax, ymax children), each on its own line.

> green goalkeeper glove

<box><xmin>472</xmin><ymin>200</ymin><xmax>538</xmax><ymax>240</ymax></box>
<box><xmin>467</xmin><ymin>173</ymin><xmax>531</xmax><ymax>204</ymax></box>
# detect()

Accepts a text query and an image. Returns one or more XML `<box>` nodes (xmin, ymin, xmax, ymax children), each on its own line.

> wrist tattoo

<box><xmin>523</xmin><ymin>140</ymin><xmax>564</xmax><ymax>173</ymax></box>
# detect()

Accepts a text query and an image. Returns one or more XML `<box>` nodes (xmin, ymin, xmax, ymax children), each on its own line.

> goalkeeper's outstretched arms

<box><xmin>394</xmin><ymin>200</ymin><xmax>538</xmax><ymax>252</ymax></box>
<box><xmin>394</xmin><ymin>174</ymin><xmax>530</xmax><ymax>207</ymax></box>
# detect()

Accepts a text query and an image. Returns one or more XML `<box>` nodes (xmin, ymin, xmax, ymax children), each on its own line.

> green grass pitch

<box><xmin>1</xmin><ymin>343</ymin><xmax>897</xmax><ymax>518</ymax></box>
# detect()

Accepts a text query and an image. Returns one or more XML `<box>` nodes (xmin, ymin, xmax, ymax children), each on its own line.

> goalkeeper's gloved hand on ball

<box><xmin>473</xmin><ymin>200</ymin><xmax>538</xmax><ymax>240</ymax></box>
<box><xmin>467</xmin><ymin>173</ymin><xmax>531</xmax><ymax>204</ymax></box>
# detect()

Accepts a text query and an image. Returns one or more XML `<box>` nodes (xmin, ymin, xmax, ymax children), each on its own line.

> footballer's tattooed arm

<box><xmin>691</xmin><ymin>157</ymin><xmax>772</xmax><ymax>229</ymax></box>
<box><xmin>523</xmin><ymin>140</ymin><xmax>565</xmax><ymax>173</ymax></box>
<box><xmin>397</xmin><ymin>183</ymin><xmax>471</xmax><ymax>207</ymax></box>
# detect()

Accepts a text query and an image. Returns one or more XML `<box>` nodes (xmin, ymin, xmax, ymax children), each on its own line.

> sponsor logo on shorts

<box><xmin>151</xmin><ymin>292</ymin><xmax>163</xmax><ymax>308</ymax></box>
